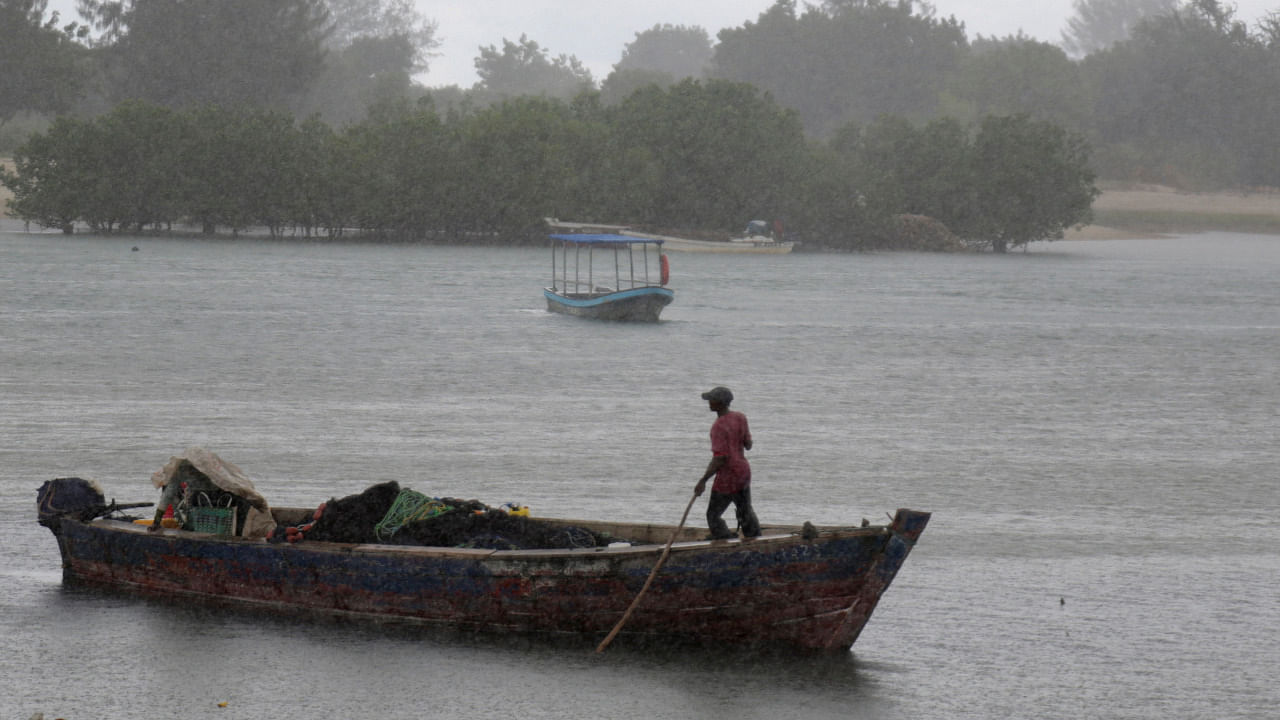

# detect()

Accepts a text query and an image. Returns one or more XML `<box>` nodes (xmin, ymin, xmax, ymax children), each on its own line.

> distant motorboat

<box><xmin>545</xmin><ymin>218</ymin><xmax>793</xmax><ymax>254</ymax></box>
<box><xmin>620</xmin><ymin>229</ymin><xmax>794</xmax><ymax>254</ymax></box>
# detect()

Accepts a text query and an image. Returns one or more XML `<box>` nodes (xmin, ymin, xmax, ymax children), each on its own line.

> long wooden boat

<box><xmin>37</xmin><ymin>476</ymin><xmax>928</xmax><ymax>652</ymax></box>
<box><xmin>545</xmin><ymin>233</ymin><xmax>673</xmax><ymax>322</ymax></box>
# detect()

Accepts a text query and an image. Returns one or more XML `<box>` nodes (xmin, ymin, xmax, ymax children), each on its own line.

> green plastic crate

<box><xmin>189</xmin><ymin>505</ymin><xmax>235</xmax><ymax>535</ymax></box>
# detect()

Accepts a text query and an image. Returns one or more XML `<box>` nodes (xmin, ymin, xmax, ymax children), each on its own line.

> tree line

<box><xmin>4</xmin><ymin>0</ymin><xmax>1277</xmax><ymax>193</ymax></box>
<box><xmin>2</xmin><ymin>0</ymin><xmax>435</xmax><ymax>133</ymax></box>
<box><xmin>2</xmin><ymin>83</ymin><xmax>1097</xmax><ymax>252</ymax></box>
<box><xmin>645</xmin><ymin>0</ymin><xmax>1280</xmax><ymax>191</ymax></box>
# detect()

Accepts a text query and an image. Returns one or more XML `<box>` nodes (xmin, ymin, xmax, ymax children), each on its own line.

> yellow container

<box><xmin>133</xmin><ymin>518</ymin><xmax>180</xmax><ymax>528</ymax></box>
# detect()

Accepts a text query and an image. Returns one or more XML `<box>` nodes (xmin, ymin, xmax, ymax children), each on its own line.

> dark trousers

<box><xmin>706</xmin><ymin>487</ymin><xmax>761</xmax><ymax>538</ymax></box>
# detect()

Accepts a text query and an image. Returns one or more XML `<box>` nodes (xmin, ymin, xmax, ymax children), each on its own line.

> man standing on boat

<box><xmin>694</xmin><ymin>386</ymin><xmax>761</xmax><ymax>540</ymax></box>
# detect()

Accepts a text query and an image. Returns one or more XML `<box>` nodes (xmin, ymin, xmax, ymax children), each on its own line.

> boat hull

<box><xmin>43</xmin><ymin>507</ymin><xmax>928</xmax><ymax>652</ymax></box>
<box><xmin>544</xmin><ymin>286</ymin><xmax>674</xmax><ymax>322</ymax></box>
<box><xmin>620</xmin><ymin>230</ymin><xmax>793</xmax><ymax>254</ymax></box>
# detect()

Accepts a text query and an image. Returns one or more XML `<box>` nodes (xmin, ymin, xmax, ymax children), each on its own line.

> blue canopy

<box><xmin>550</xmin><ymin>233</ymin><xmax>663</xmax><ymax>245</ymax></box>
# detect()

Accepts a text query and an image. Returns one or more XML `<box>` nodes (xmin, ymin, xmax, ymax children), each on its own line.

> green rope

<box><xmin>374</xmin><ymin>490</ymin><xmax>455</xmax><ymax>541</ymax></box>
<box><xmin>374</xmin><ymin>489</ymin><xmax>429</xmax><ymax>541</ymax></box>
<box><xmin>407</xmin><ymin>498</ymin><xmax>453</xmax><ymax>523</ymax></box>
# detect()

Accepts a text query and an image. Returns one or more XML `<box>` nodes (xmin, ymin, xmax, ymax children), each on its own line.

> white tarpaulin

<box><xmin>150</xmin><ymin>447</ymin><xmax>275</xmax><ymax>538</ymax></box>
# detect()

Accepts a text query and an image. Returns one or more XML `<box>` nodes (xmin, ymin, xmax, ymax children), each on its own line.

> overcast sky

<box><xmin>419</xmin><ymin>0</ymin><xmax>1278</xmax><ymax>87</ymax></box>
<box><xmin>44</xmin><ymin>0</ymin><xmax>1278</xmax><ymax>88</ymax></box>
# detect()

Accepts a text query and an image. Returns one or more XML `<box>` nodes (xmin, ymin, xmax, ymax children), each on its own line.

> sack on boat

<box><xmin>241</xmin><ymin>506</ymin><xmax>276</xmax><ymax>539</ymax></box>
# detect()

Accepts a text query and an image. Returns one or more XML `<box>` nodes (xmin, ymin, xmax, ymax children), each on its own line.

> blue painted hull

<box><xmin>544</xmin><ymin>286</ymin><xmax>674</xmax><ymax>322</ymax></box>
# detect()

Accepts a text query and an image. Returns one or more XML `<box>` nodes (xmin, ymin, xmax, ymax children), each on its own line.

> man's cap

<box><xmin>700</xmin><ymin>386</ymin><xmax>733</xmax><ymax>404</ymax></box>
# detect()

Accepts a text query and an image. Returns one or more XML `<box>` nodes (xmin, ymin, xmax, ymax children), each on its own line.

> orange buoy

<box><xmin>659</xmin><ymin>253</ymin><xmax>670</xmax><ymax>285</ymax></box>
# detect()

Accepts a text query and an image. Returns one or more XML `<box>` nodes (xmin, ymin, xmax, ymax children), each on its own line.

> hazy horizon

<box><xmin>41</xmin><ymin>0</ymin><xmax>1280</xmax><ymax>88</ymax></box>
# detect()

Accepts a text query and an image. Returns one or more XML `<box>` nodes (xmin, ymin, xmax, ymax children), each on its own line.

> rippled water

<box><xmin>2</xmin><ymin>226</ymin><xmax>1277</xmax><ymax>719</ymax></box>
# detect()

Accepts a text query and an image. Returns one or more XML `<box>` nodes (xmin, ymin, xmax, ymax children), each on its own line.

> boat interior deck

<box><xmin>268</xmin><ymin>507</ymin><xmax>873</xmax><ymax>546</ymax></box>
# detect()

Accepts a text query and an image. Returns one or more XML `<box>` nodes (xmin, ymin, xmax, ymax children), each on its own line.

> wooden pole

<box><xmin>595</xmin><ymin>491</ymin><xmax>699</xmax><ymax>653</ymax></box>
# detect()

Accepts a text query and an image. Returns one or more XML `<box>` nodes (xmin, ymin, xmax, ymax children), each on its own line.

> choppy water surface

<box><xmin>2</xmin><ymin>227</ymin><xmax>1277</xmax><ymax>719</ymax></box>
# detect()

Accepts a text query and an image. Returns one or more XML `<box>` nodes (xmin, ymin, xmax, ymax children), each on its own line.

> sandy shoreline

<box><xmin>1065</xmin><ymin>184</ymin><xmax>1280</xmax><ymax>239</ymax></box>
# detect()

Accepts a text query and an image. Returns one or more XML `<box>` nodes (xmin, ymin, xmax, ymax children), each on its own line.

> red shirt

<box><xmin>709</xmin><ymin>411</ymin><xmax>752</xmax><ymax>493</ymax></box>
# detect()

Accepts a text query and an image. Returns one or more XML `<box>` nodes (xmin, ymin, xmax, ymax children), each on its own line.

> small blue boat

<box><xmin>545</xmin><ymin>234</ymin><xmax>674</xmax><ymax>322</ymax></box>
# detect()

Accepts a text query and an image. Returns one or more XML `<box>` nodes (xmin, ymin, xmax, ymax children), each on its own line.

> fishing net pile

<box><xmin>275</xmin><ymin>481</ymin><xmax>631</xmax><ymax>550</ymax></box>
